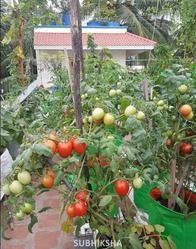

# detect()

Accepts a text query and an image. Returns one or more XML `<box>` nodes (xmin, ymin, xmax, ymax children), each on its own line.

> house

<box><xmin>34</xmin><ymin>17</ymin><xmax>156</xmax><ymax>86</ymax></box>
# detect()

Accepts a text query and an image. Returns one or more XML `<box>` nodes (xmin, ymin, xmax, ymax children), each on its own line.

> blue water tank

<box><xmin>107</xmin><ymin>21</ymin><xmax>120</xmax><ymax>27</ymax></box>
<box><xmin>62</xmin><ymin>10</ymin><xmax>71</xmax><ymax>26</ymax></box>
<box><xmin>87</xmin><ymin>20</ymin><xmax>103</xmax><ymax>27</ymax></box>
<box><xmin>87</xmin><ymin>20</ymin><xmax>120</xmax><ymax>27</ymax></box>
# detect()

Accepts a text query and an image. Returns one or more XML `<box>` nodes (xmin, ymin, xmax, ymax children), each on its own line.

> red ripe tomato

<box><xmin>72</xmin><ymin>139</ymin><xmax>87</xmax><ymax>155</ymax></box>
<box><xmin>44</xmin><ymin>139</ymin><xmax>57</xmax><ymax>154</ymax></box>
<box><xmin>150</xmin><ymin>188</ymin><xmax>161</xmax><ymax>200</ymax></box>
<box><xmin>114</xmin><ymin>180</ymin><xmax>129</xmax><ymax>197</ymax></box>
<box><xmin>75</xmin><ymin>190</ymin><xmax>89</xmax><ymax>202</ymax></box>
<box><xmin>42</xmin><ymin>175</ymin><xmax>54</xmax><ymax>188</ymax></box>
<box><xmin>179</xmin><ymin>142</ymin><xmax>193</xmax><ymax>155</ymax></box>
<box><xmin>97</xmin><ymin>155</ymin><xmax>109</xmax><ymax>167</ymax></box>
<box><xmin>66</xmin><ymin>204</ymin><xmax>75</xmax><ymax>218</ymax></box>
<box><xmin>58</xmin><ymin>141</ymin><xmax>73</xmax><ymax>158</ymax></box>
<box><xmin>74</xmin><ymin>201</ymin><xmax>88</xmax><ymax>217</ymax></box>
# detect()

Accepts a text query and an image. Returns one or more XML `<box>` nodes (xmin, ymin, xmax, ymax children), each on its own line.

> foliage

<box><xmin>0</xmin><ymin>103</ymin><xmax>26</xmax><ymax>154</ymax></box>
<box><xmin>148</xmin><ymin>44</ymin><xmax>173</xmax><ymax>79</ymax></box>
<box><xmin>2</xmin><ymin>46</ymin><xmax>195</xmax><ymax>248</ymax></box>
<box><xmin>1</xmin><ymin>0</ymin><xmax>57</xmax><ymax>88</ymax></box>
<box><xmin>174</xmin><ymin>0</ymin><xmax>196</xmax><ymax>58</ymax></box>
<box><xmin>82</xmin><ymin>0</ymin><xmax>173</xmax><ymax>43</ymax></box>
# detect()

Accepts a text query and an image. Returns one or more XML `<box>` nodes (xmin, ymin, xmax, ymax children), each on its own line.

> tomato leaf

<box><xmin>154</xmin><ymin>224</ymin><xmax>165</xmax><ymax>233</ymax></box>
<box><xmin>159</xmin><ymin>239</ymin><xmax>171</xmax><ymax>249</ymax></box>
<box><xmin>28</xmin><ymin>214</ymin><xmax>38</xmax><ymax>233</ymax></box>
<box><xmin>98</xmin><ymin>225</ymin><xmax>111</xmax><ymax>236</ymax></box>
<box><xmin>74</xmin><ymin>218</ymin><xmax>86</xmax><ymax>237</ymax></box>
<box><xmin>143</xmin><ymin>242</ymin><xmax>155</xmax><ymax>249</ymax></box>
<box><xmin>145</xmin><ymin>225</ymin><xmax>155</xmax><ymax>234</ymax></box>
<box><xmin>167</xmin><ymin>236</ymin><xmax>176</xmax><ymax>249</ymax></box>
<box><xmin>33</xmin><ymin>144</ymin><xmax>52</xmax><ymax>157</ymax></box>
<box><xmin>124</xmin><ymin>168</ymin><xmax>139</xmax><ymax>177</ymax></box>
<box><xmin>99</xmin><ymin>195</ymin><xmax>112</xmax><ymax>207</ymax></box>
<box><xmin>128</xmin><ymin>233</ymin><xmax>143</xmax><ymax>249</ymax></box>
<box><xmin>38</xmin><ymin>206</ymin><xmax>51</xmax><ymax>213</ymax></box>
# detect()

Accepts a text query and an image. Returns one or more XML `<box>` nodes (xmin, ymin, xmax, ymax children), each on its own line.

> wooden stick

<box><xmin>70</xmin><ymin>0</ymin><xmax>83</xmax><ymax>131</ymax></box>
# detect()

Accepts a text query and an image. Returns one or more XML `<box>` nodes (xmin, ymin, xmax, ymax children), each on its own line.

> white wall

<box><xmin>111</xmin><ymin>50</ymin><xmax>126</xmax><ymax>67</ymax></box>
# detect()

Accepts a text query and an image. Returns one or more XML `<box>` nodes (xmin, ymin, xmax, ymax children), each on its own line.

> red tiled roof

<box><xmin>34</xmin><ymin>32</ymin><xmax>156</xmax><ymax>47</ymax></box>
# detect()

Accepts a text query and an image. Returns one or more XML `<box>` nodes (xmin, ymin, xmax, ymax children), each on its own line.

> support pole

<box><xmin>69</xmin><ymin>0</ymin><xmax>83</xmax><ymax>130</ymax></box>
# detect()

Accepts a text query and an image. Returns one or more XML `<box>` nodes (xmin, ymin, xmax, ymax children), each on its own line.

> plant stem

<box><xmin>168</xmin><ymin>158</ymin><xmax>176</xmax><ymax>209</ymax></box>
<box><xmin>171</xmin><ymin>159</ymin><xmax>191</xmax><ymax>209</ymax></box>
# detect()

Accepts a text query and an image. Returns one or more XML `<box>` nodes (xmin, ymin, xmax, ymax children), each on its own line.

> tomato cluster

<box><xmin>44</xmin><ymin>137</ymin><xmax>87</xmax><ymax>158</ymax></box>
<box><xmin>66</xmin><ymin>190</ymin><xmax>89</xmax><ymax>218</ymax></box>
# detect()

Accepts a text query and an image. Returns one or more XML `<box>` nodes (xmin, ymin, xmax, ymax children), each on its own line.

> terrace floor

<box><xmin>1</xmin><ymin>190</ymin><xmax>74</xmax><ymax>249</ymax></box>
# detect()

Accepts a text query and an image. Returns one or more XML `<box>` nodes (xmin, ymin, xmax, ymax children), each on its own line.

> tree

<box><xmin>174</xmin><ymin>0</ymin><xmax>196</xmax><ymax>59</ymax></box>
<box><xmin>1</xmin><ymin>0</ymin><xmax>57</xmax><ymax>87</ymax></box>
<box><xmin>82</xmin><ymin>0</ymin><xmax>174</xmax><ymax>43</ymax></box>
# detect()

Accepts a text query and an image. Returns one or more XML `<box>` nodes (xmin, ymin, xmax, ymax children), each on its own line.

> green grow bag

<box><xmin>134</xmin><ymin>184</ymin><xmax>196</xmax><ymax>249</ymax></box>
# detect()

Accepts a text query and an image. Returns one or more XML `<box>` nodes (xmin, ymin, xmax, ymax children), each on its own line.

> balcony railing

<box><xmin>126</xmin><ymin>58</ymin><xmax>157</xmax><ymax>71</ymax></box>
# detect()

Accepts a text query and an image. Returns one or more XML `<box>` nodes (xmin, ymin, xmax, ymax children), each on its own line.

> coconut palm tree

<box><xmin>82</xmin><ymin>0</ymin><xmax>177</xmax><ymax>43</ymax></box>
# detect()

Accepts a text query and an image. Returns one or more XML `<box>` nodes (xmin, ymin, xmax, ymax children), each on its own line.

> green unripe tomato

<box><xmin>157</xmin><ymin>100</ymin><xmax>164</xmax><ymax>106</ymax></box>
<box><xmin>2</xmin><ymin>184</ymin><xmax>11</xmax><ymax>195</ymax></box>
<box><xmin>136</xmin><ymin>111</ymin><xmax>145</xmax><ymax>120</ymax></box>
<box><xmin>9</xmin><ymin>180</ymin><xmax>23</xmax><ymax>194</ymax></box>
<box><xmin>109</xmin><ymin>89</ymin><xmax>116</xmax><ymax>97</ymax></box>
<box><xmin>158</xmin><ymin>106</ymin><xmax>164</xmax><ymax>111</ymax></box>
<box><xmin>124</xmin><ymin>105</ymin><xmax>137</xmax><ymax>116</ymax></box>
<box><xmin>17</xmin><ymin>171</ymin><xmax>31</xmax><ymax>185</ymax></box>
<box><xmin>21</xmin><ymin>203</ymin><xmax>33</xmax><ymax>214</ymax></box>
<box><xmin>107</xmin><ymin>135</ymin><xmax>115</xmax><ymax>141</ymax></box>
<box><xmin>117</xmin><ymin>82</ymin><xmax>122</xmax><ymax>87</ymax></box>
<box><xmin>169</xmin><ymin>106</ymin><xmax>174</xmax><ymax>111</ymax></box>
<box><xmin>92</xmin><ymin>108</ymin><xmax>105</xmax><ymax>120</ymax></box>
<box><xmin>178</xmin><ymin>84</ymin><xmax>188</xmax><ymax>94</ymax></box>
<box><xmin>116</xmin><ymin>89</ymin><xmax>122</xmax><ymax>95</ymax></box>
<box><xmin>133</xmin><ymin>177</ymin><xmax>143</xmax><ymax>189</ymax></box>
